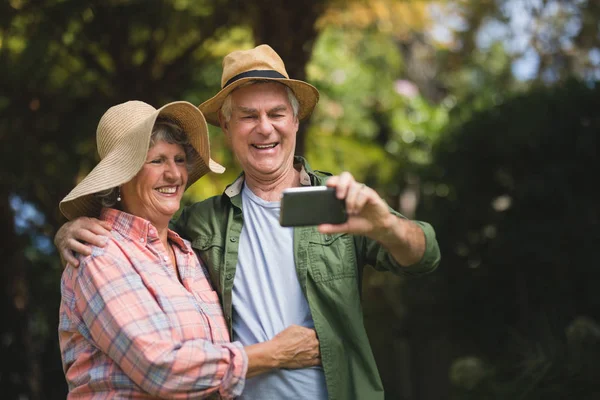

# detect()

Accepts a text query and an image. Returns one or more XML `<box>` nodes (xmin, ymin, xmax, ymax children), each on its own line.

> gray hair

<box><xmin>220</xmin><ymin>80</ymin><xmax>300</xmax><ymax>123</ymax></box>
<box><xmin>95</xmin><ymin>120</ymin><xmax>196</xmax><ymax>208</ymax></box>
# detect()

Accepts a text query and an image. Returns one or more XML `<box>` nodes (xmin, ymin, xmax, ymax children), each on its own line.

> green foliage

<box><xmin>0</xmin><ymin>2</ymin><xmax>246</xmax><ymax>398</ymax></box>
<box><xmin>306</xmin><ymin>25</ymin><xmax>452</xmax><ymax>197</ymax></box>
<box><xmin>308</xmin><ymin>26</ymin><xmax>404</xmax><ymax>138</ymax></box>
<box><xmin>417</xmin><ymin>80</ymin><xmax>600</xmax><ymax>398</ymax></box>
<box><xmin>2</xmin><ymin>0</ymin><xmax>600</xmax><ymax>399</ymax></box>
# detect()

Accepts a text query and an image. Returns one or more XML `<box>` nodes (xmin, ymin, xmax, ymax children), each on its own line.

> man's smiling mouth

<box><xmin>252</xmin><ymin>143</ymin><xmax>278</xmax><ymax>149</ymax></box>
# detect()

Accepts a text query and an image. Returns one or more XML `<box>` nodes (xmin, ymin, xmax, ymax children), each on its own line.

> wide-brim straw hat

<box><xmin>199</xmin><ymin>44</ymin><xmax>320</xmax><ymax>126</ymax></box>
<box><xmin>60</xmin><ymin>100</ymin><xmax>225</xmax><ymax>220</ymax></box>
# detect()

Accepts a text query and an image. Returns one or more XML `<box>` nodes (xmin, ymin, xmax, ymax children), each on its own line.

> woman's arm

<box><xmin>74</xmin><ymin>251</ymin><xmax>245</xmax><ymax>399</ymax></box>
<box><xmin>73</xmin><ymin>250</ymin><xmax>320</xmax><ymax>399</ymax></box>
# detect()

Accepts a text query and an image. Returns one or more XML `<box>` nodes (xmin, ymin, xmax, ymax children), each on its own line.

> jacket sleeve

<box><xmin>355</xmin><ymin>208</ymin><xmax>441</xmax><ymax>277</ymax></box>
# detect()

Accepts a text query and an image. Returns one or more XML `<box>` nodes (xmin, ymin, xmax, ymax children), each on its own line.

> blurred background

<box><xmin>1</xmin><ymin>0</ymin><xmax>599</xmax><ymax>399</ymax></box>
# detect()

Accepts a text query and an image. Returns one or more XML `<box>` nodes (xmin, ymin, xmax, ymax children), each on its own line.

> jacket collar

<box><xmin>224</xmin><ymin>156</ymin><xmax>313</xmax><ymax>199</ymax></box>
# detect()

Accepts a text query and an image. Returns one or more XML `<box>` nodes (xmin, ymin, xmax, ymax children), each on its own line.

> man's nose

<box><xmin>256</xmin><ymin>115</ymin><xmax>274</xmax><ymax>135</ymax></box>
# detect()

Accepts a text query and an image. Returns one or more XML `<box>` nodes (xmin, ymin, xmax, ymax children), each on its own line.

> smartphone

<box><xmin>279</xmin><ymin>186</ymin><xmax>347</xmax><ymax>227</ymax></box>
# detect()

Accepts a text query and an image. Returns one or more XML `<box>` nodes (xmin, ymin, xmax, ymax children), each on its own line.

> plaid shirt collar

<box><xmin>100</xmin><ymin>208</ymin><xmax>190</xmax><ymax>253</ymax></box>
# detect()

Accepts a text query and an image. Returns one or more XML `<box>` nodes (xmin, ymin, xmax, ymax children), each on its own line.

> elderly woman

<box><xmin>58</xmin><ymin>100</ymin><xmax>320</xmax><ymax>399</ymax></box>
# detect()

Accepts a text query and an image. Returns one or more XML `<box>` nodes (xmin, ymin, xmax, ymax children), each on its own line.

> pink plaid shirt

<box><xmin>59</xmin><ymin>208</ymin><xmax>247</xmax><ymax>399</ymax></box>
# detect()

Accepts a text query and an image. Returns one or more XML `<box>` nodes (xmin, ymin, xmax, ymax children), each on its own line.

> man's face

<box><xmin>220</xmin><ymin>82</ymin><xmax>299</xmax><ymax>181</ymax></box>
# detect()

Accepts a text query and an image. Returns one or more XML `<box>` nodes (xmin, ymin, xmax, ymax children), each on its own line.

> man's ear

<box><xmin>218</xmin><ymin>111</ymin><xmax>232</xmax><ymax>147</ymax></box>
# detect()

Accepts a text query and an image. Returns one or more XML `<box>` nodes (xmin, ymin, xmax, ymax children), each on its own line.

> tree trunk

<box><xmin>247</xmin><ymin>0</ymin><xmax>326</xmax><ymax>156</ymax></box>
<box><xmin>0</xmin><ymin>187</ymin><xmax>39</xmax><ymax>400</ymax></box>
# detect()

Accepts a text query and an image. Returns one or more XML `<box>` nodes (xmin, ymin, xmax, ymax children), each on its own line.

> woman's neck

<box><xmin>154</xmin><ymin>225</ymin><xmax>170</xmax><ymax>247</ymax></box>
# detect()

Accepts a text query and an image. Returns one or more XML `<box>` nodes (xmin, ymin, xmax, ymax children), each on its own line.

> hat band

<box><xmin>223</xmin><ymin>70</ymin><xmax>287</xmax><ymax>88</ymax></box>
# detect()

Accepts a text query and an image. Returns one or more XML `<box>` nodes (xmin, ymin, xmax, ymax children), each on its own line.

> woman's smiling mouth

<box><xmin>155</xmin><ymin>186</ymin><xmax>178</xmax><ymax>194</ymax></box>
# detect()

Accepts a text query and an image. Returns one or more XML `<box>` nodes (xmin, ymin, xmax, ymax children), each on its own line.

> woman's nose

<box><xmin>164</xmin><ymin>160</ymin><xmax>182</xmax><ymax>180</ymax></box>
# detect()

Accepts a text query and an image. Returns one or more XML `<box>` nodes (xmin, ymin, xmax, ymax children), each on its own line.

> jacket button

<box><xmin>324</xmin><ymin>235</ymin><xmax>332</xmax><ymax>241</ymax></box>
<box><xmin>226</xmin><ymin>273</ymin><xmax>234</xmax><ymax>280</ymax></box>
<box><xmin>230</xmin><ymin>237</ymin><xmax>237</xmax><ymax>242</ymax></box>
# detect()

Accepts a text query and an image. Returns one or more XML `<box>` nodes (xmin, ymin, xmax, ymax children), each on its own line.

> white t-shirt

<box><xmin>232</xmin><ymin>184</ymin><xmax>328</xmax><ymax>399</ymax></box>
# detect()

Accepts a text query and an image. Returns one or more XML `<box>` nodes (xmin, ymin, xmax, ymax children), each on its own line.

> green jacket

<box><xmin>172</xmin><ymin>157</ymin><xmax>441</xmax><ymax>400</ymax></box>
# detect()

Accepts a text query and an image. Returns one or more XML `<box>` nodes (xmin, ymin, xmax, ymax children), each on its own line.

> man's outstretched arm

<box><xmin>319</xmin><ymin>171</ymin><xmax>438</xmax><ymax>268</ymax></box>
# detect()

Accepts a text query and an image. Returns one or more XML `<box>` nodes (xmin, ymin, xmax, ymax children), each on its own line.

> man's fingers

<box><xmin>318</xmin><ymin>223</ymin><xmax>349</xmax><ymax>235</ymax></box>
<box><xmin>95</xmin><ymin>220</ymin><xmax>113</xmax><ymax>235</ymax></box>
<box><xmin>335</xmin><ymin>172</ymin><xmax>355</xmax><ymax>200</ymax></box>
<box><xmin>69</xmin><ymin>238</ymin><xmax>94</xmax><ymax>256</ymax></box>
<box><xmin>352</xmin><ymin>185</ymin><xmax>371</xmax><ymax>215</ymax></box>
<box><xmin>75</xmin><ymin>228</ymin><xmax>109</xmax><ymax>248</ymax></box>
<box><xmin>81</xmin><ymin>217</ymin><xmax>112</xmax><ymax>238</ymax></box>
<box><xmin>60</xmin><ymin>249</ymin><xmax>80</xmax><ymax>268</ymax></box>
<box><xmin>325</xmin><ymin>175</ymin><xmax>339</xmax><ymax>187</ymax></box>
<box><xmin>345</xmin><ymin>182</ymin><xmax>367</xmax><ymax>215</ymax></box>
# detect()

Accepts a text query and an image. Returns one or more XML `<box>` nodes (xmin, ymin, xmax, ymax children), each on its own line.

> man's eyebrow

<box><xmin>235</xmin><ymin>104</ymin><xmax>289</xmax><ymax>114</ymax></box>
<box><xmin>236</xmin><ymin>106</ymin><xmax>257</xmax><ymax>114</ymax></box>
<box><xmin>269</xmin><ymin>105</ymin><xmax>288</xmax><ymax>113</ymax></box>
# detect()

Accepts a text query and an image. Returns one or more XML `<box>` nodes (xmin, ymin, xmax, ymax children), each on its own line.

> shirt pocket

<box><xmin>192</xmin><ymin>289</ymin><xmax>230</xmax><ymax>342</ymax></box>
<box><xmin>193</xmin><ymin>290</ymin><xmax>225</xmax><ymax>318</ymax></box>
<box><xmin>308</xmin><ymin>233</ymin><xmax>357</xmax><ymax>282</ymax></box>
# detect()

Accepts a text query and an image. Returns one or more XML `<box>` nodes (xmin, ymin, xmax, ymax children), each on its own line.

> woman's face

<box><xmin>120</xmin><ymin>140</ymin><xmax>188</xmax><ymax>226</ymax></box>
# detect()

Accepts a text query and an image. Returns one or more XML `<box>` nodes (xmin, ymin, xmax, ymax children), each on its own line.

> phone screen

<box><xmin>279</xmin><ymin>186</ymin><xmax>347</xmax><ymax>227</ymax></box>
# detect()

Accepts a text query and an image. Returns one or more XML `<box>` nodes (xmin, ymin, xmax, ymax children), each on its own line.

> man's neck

<box><xmin>244</xmin><ymin>164</ymin><xmax>301</xmax><ymax>202</ymax></box>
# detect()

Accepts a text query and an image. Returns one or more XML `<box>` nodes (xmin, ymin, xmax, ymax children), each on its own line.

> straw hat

<box><xmin>59</xmin><ymin>100</ymin><xmax>225</xmax><ymax>220</ymax></box>
<box><xmin>199</xmin><ymin>44</ymin><xmax>320</xmax><ymax>126</ymax></box>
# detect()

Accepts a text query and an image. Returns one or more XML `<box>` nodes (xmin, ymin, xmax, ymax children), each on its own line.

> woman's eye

<box><xmin>150</xmin><ymin>159</ymin><xmax>162</xmax><ymax>164</ymax></box>
<box><xmin>175</xmin><ymin>156</ymin><xmax>186</xmax><ymax>163</ymax></box>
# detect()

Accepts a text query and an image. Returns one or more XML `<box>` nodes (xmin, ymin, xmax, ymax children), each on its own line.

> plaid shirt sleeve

<box><xmin>73</xmin><ymin>249</ymin><xmax>247</xmax><ymax>399</ymax></box>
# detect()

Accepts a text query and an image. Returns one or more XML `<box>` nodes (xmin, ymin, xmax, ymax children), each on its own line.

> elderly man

<box><xmin>55</xmin><ymin>44</ymin><xmax>440</xmax><ymax>399</ymax></box>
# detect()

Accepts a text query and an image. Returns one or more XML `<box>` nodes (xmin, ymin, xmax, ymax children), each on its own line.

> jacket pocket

<box><xmin>308</xmin><ymin>233</ymin><xmax>357</xmax><ymax>282</ymax></box>
<box><xmin>192</xmin><ymin>235</ymin><xmax>225</xmax><ymax>293</ymax></box>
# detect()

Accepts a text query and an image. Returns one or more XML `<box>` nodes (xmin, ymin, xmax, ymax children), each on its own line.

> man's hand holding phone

<box><xmin>318</xmin><ymin>172</ymin><xmax>397</xmax><ymax>241</ymax></box>
<box><xmin>279</xmin><ymin>171</ymin><xmax>396</xmax><ymax>242</ymax></box>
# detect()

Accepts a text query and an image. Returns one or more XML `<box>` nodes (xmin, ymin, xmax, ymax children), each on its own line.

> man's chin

<box><xmin>246</xmin><ymin>159</ymin><xmax>280</xmax><ymax>173</ymax></box>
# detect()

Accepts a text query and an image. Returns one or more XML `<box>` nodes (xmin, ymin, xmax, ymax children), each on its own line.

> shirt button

<box><xmin>226</xmin><ymin>273</ymin><xmax>234</xmax><ymax>280</ymax></box>
<box><xmin>230</xmin><ymin>237</ymin><xmax>237</xmax><ymax>242</ymax></box>
<box><xmin>149</xmin><ymin>228</ymin><xmax>155</xmax><ymax>235</ymax></box>
<box><xmin>163</xmin><ymin>256</ymin><xmax>169</xmax><ymax>262</ymax></box>
<box><xmin>139</xmin><ymin>238</ymin><xmax>145</xmax><ymax>243</ymax></box>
